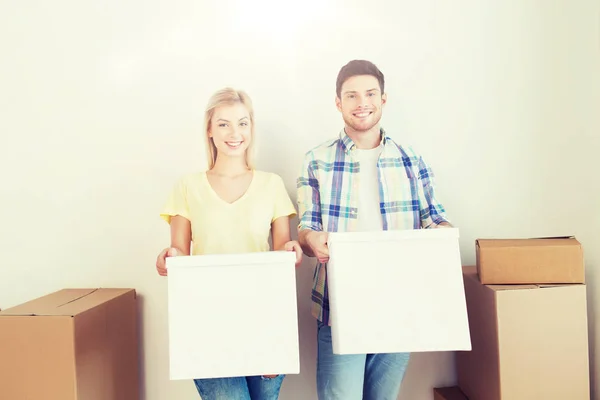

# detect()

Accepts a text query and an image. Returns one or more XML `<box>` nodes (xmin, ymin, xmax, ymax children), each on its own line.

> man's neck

<box><xmin>345</xmin><ymin>125</ymin><xmax>382</xmax><ymax>149</ymax></box>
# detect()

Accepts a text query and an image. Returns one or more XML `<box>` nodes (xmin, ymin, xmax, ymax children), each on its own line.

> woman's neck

<box><xmin>210</xmin><ymin>155</ymin><xmax>250</xmax><ymax>177</ymax></box>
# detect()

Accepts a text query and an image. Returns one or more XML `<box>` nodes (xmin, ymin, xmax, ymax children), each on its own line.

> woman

<box><xmin>155</xmin><ymin>87</ymin><xmax>302</xmax><ymax>400</ymax></box>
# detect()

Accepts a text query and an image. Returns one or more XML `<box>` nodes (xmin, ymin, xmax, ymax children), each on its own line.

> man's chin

<box><xmin>347</xmin><ymin>121</ymin><xmax>378</xmax><ymax>133</ymax></box>
<box><xmin>343</xmin><ymin>115</ymin><xmax>381</xmax><ymax>133</ymax></box>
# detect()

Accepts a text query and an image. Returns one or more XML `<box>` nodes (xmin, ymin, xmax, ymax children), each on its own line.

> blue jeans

<box><xmin>193</xmin><ymin>375</ymin><xmax>285</xmax><ymax>400</ymax></box>
<box><xmin>317</xmin><ymin>321</ymin><xmax>410</xmax><ymax>400</ymax></box>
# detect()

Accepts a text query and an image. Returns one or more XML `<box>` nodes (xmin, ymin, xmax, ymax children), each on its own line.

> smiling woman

<box><xmin>155</xmin><ymin>87</ymin><xmax>303</xmax><ymax>400</ymax></box>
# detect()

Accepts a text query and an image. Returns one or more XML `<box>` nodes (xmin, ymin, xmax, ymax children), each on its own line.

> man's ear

<box><xmin>335</xmin><ymin>96</ymin><xmax>342</xmax><ymax>112</ymax></box>
<box><xmin>381</xmin><ymin>93</ymin><xmax>387</xmax><ymax>107</ymax></box>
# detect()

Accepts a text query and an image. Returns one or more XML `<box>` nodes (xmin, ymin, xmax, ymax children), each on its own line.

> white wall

<box><xmin>1</xmin><ymin>1</ymin><xmax>598</xmax><ymax>399</ymax></box>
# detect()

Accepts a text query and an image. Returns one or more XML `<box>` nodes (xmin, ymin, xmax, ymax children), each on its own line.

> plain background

<box><xmin>1</xmin><ymin>1</ymin><xmax>598</xmax><ymax>399</ymax></box>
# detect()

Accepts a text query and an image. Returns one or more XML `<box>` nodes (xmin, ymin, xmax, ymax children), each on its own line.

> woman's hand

<box><xmin>155</xmin><ymin>247</ymin><xmax>180</xmax><ymax>276</ymax></box>
<box><xmin>284</xmin><ymin>240</ymin><xmax>303</xmax><ymax>267</ymax></box>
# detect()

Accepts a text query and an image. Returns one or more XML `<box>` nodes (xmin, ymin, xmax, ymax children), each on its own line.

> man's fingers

<box><xmin>317</xmin><ymin>249</ymin><xmax>330</xmax><ymax>264</ymax></box>
<box><xmin>316</xmin><ymin>246</ymin><xmax>329</xmax><ymax>257</ymax></box>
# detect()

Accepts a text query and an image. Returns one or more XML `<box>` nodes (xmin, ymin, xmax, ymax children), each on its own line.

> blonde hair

<box><xmin>204</xmin><ymin>88</ymin><xmax>256</xmax><ymax>170</ymax></box>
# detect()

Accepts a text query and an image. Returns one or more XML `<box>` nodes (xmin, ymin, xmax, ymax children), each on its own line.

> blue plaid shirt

<box><xmin>297</xmin><ymin>128</ymin><xmax>450</xmax><ymax>325</ymax></box>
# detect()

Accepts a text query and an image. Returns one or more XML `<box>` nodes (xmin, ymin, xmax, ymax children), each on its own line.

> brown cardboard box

<box><xmin>0</xmin><ymin>288</ymin><xmax>139</xmax><ymax>400</ymax></box>
<box><xmin>476</xmin><ymin>237</ymin><xmax>584</xmax><ymax>284</ymax></box>
<box><xmin>456</xmin><ymin>266</ymin><xmax>589</xmax><ymax>400</ymax></box>
<box><xmin>434</xmin><ymin>386</ymin><xmax>469</xmax><ymax>399</ymax></box>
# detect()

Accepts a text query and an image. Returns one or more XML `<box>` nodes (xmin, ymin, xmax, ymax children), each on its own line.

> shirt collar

<box><xmin>339</xmin><ymin>127</ymin><xmax>390</xmax><ymax>153</ymax></box>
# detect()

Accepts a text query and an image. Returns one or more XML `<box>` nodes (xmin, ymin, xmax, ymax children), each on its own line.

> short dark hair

<box><xmin>336</xmin><ymin>60</ymin><xmax>385</xmax><ymax>98</ymax></box>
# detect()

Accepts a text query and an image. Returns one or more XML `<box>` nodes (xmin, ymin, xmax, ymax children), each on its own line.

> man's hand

<box><xmin>155</xmin><ymin>247</ymin><xmax>180</xmax><ymax>276</ymax></box>
<box><xmin>284</xmin><ymin>240</ymin><xmax>303</xmax><ymax>267</ymax></box>
<box><xmin>306</xmin><ymin>231</ymin><xmax>329</xmax><ymax>264</ymax></box>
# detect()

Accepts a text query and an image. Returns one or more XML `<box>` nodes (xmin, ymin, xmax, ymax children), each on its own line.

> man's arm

<box><xmin>416</xmin><ymin>155</ymin><xmax>453</xmax><ymax>228</ymax></box>
<box><xmin>296</xmin><ymin>153</ymin><xmax>326</xmax><ymax>257</ymax></box>
<box><xmin>298</xmin><ymin>229</ymin><xmax>316</xmax><ymax>257</ymax></box>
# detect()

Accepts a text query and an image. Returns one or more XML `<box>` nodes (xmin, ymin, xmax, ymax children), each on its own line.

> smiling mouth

<box><xmin>353</xmin><ymin>111</ymin><xmax>372</xmax><ymax>119</ymax></box>
<box><xmin>225</xmin><ymin>141</ymin><xmax>243</xmax><ymax>148</ymax></box>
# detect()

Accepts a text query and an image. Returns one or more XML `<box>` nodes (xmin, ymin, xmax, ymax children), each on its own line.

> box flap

<box><xmin>464</xmin><ymin>266</ymin><xmax>574</xmax><ymax>291</ymax></box>
<box><xmin>476</xmin><ymin>237</ymin><xmax>580</xmax><ymax>249</ymax></box>
<box><xmin>530</xmin><ymin>235</ymin><xmax>575</xmax><ymax>239</ymax></box>
<box><xmin>489</xmin><ymin>283</ymin><xmax>584</xmax><ymax>291</ymax></box>
<box><xmin>537</xmin><ymin>283</ymin><xmax>584</xmax><ymax>289</ymax></box>
<box><xmin>488</xmin><ymin>284</ymin><xmax>539</xmax><ymax>291</ymax></box>
<box><xmin>0</xmin><ymin>288</ymin><xmax>135</xmax><ymax>317</ymax></box>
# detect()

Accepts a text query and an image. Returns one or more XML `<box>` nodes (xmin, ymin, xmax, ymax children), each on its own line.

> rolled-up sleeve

<box><xmin>417</xmin><ymin>156</ymin><xmax>450</xmax><ymax>228</ymax></box>
<box><xmin>297</xmin><ymin>152</ymin><xmax>323</xmax><ymax>232</ymax></box>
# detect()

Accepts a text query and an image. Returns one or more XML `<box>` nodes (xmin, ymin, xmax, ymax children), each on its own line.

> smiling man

<box><xmin>297</xmin><ymin>60</ymin><xmax>452</xmax><ymax>400</ymax></box>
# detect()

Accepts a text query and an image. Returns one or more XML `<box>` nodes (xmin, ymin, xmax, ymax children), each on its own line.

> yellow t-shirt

<box><xmin>160</xmin><ymin>170</ymin><xmax>297</xmax><ymax>255</ymax></box>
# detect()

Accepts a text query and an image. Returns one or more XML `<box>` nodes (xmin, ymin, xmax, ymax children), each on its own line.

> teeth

<box><xmin>226</xmin><ymin>141</ymin><xmax>242</xmax><ymax>147</ymax></box>
<box><xmin>354</xmin><ymin>112</ymin><xmax>370</xmax><ymax>118</ymax></box>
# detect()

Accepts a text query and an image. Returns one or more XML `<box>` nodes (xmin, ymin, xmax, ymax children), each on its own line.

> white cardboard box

<box><xmin>166</xmin><ymin>251</ymin><xmax>300</xmax><ymax>380</ymax></box>
<box><xmin>327</xmin><ymin>228</ymin><xmax>471</xmax><ymax>355</ymax></box>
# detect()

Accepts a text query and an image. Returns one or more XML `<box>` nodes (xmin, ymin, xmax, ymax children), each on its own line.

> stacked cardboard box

<box><xmin>0</xmin><ymin>288</ymin><xmax>139</xmax><ymax>400</ymax></box>
<box><xmin>454</xmin><ymin>237</ymin><xmax>590</xmax><ymax>400</ymax></box>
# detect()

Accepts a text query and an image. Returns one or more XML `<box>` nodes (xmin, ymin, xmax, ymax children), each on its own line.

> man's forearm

<box><xmin>298</xmin><ymin>229</ymin><xmax>316</xmax><ymax>257</ymax></box>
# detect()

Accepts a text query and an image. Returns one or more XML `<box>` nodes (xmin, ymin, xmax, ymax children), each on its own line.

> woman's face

<box><xmin>209</xmin><ymin>102</ymin><xmax>252</xmax><ymax>162</ymax></box>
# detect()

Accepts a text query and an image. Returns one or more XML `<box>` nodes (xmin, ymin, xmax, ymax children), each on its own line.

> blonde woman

<box><xmin>155</xmin><ymin>88</ymin><xmax>302</xmax><ymax>399</ymax></box>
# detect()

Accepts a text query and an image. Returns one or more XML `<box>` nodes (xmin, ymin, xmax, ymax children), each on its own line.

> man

<box><xmin>297</xmin><ymin>60</ymin><xmax>452</xmax><ymax>400</ymax></box>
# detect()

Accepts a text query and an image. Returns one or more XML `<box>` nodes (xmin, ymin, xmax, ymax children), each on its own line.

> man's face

<box><xmin>336</xmin><ymin>74</ymin><xmax>386</xmax><ymax>133</ymax></box>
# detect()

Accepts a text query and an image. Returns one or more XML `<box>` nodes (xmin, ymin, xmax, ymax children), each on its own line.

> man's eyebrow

<box><xmin>343</xmin><ymin>88</ymin><xmax>379</xmax><ymax>94</ymax></box>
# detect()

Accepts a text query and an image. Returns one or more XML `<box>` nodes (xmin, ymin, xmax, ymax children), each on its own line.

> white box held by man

<box><xmin>327</xmin><ymin>228</ymin><xmax>471</xmax><ymax>355</ymax></box>
<box><xmin>166</xmin><ymin>251</ymin><xmax>300</xmax><ymax>380</ymax></box>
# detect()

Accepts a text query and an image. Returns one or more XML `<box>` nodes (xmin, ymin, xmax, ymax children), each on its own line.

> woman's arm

<box><xmin>272</xmin><ymin>216</ymin><xmax>292</xmax><ymax>250</ymax></box>
<box><xmin>156</xmin><ymin>215</ymin><xmax>191</xmax><ymax>276</ymax></box>
<box><xmin>271</xmin><ymin>216</ymin><xmax>302</xmax><ymax>266</ymax></box>
<box><xmin>170</xmin><ymin>215</ymin><xmax>191</xmax><ymax>255</ymax></box>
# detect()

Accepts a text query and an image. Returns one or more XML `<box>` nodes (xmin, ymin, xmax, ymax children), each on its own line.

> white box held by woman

<box><xmin>166</xmin><ymin>251</ymin><xmax>300</xmax><ymax>380</ymax></box>
<box><xmin>327</xmin><ymin>228</ymin><xmax>471</xmax><ymax>355</ymax></box>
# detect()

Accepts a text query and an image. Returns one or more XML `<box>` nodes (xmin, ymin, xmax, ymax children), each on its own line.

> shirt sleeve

<box><xmin>160</xmin><ymin>176</ymin><xmax>191</xmax><ymax>224</ymax></box>
<box><xmin>417</xmin><ymin>156</ymin><xmax>450</xmax><ymax>228</ymax></box>
<box><xmin>297</xmin><ymin>152</ymin><xmax>323</xmax><ymax>232</ymax></box>
<box><xmin>272</xmin><ymin>174</ymin><xmax>297</xmax><ymax>222</ymax></box>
